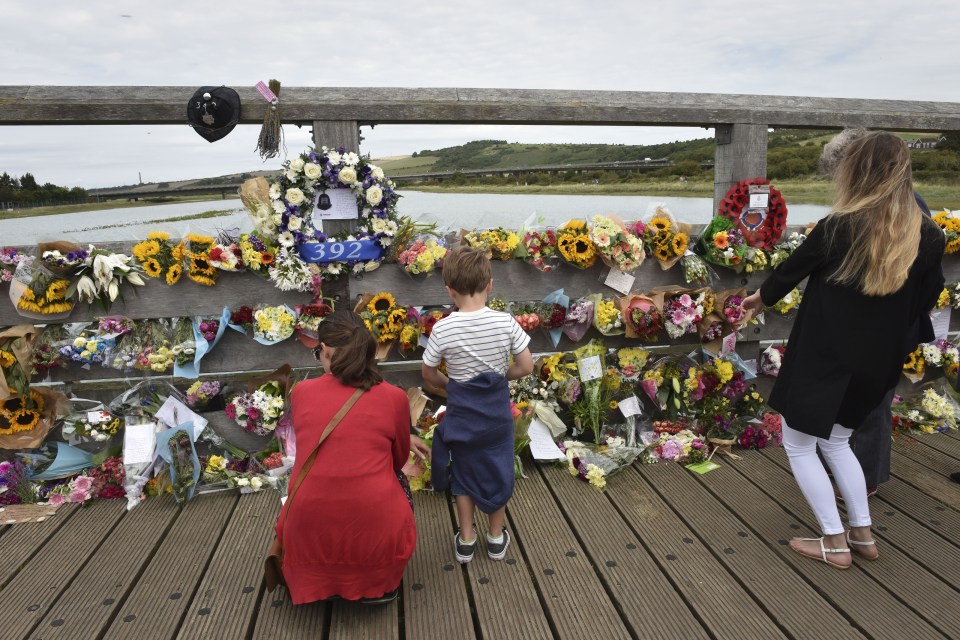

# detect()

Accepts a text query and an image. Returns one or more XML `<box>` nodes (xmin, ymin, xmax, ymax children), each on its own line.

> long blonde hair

<box><xmin>827</xmin><ymin>131</ymin><xmax>922</xmax><ymax>296</ymax></box>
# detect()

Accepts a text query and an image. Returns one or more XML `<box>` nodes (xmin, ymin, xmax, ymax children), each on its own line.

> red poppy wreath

<box><xmin>717</xmin><ymin>177</ymin><xmax>788</xmax><ymax>251</ymax></box>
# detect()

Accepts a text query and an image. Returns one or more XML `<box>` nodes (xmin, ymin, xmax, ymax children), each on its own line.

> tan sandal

<box><xmin>789</xmin><ymin>537</ymin><xmax>851</xmax><ymax>569</ymax></box>
<box><xmin>846</xmin><ymin>532</ymin><xmax>878</xmax><ymax>561</ymax></box>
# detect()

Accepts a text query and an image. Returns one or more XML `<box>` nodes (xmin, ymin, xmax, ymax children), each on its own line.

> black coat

<box><xmin>760</xmin><ymin>214</ymin><xmax>945</xmax><ymax>438</ymax></box>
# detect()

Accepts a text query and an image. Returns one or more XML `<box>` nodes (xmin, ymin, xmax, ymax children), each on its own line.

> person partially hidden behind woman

<box><xmin>742</xmin><ymin>131</ymin><xmax>945</xmax><ymax>569</ymax></box>
<box><xmin>274</xmin><ymin>309</ymin><xmax>422</xmax><ymax>604</ymax></box>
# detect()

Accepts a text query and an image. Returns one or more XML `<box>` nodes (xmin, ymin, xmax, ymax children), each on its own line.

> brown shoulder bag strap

<box><xmin>280</xmin><ymin>387</ymin><xmax>364</xmax><ymax>528</ymax></box>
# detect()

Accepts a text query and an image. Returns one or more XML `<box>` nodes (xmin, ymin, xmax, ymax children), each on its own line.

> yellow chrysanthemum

<box><xmin>938</xmin><ymin>288</ymin><xmax>951</xmax><ymax>309</ymax></box>
<box><xmin>368</xmin><ymin>292</ymin><xmax>397</xmax><ymax>314</ymax></box>
<box><xmin>166</xmin><ymin>264</ymin><xmax>183</xmax><ymax>285</ymax></box>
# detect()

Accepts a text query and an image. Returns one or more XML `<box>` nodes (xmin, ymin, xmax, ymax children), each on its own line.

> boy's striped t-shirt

<box><xmin>422</xmin><ymin>307</ymin><xmax>530</xmax><ymax>382</ymax></box>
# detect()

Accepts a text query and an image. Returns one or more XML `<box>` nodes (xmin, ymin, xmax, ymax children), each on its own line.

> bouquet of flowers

<box><xmin>397</xmin><ymin>235</ymin><xmax>447</xmax><ymax>276</ymax></box>
<box><xmin>615</xmin><ymin>347</ymin><xmax>649</xmax><ymax>379</ymax></box>
<box><xmin>57</xmin><ymin>331</ymin><xmax>112</xmax><ymax>367</ymax></box>
<box><xmin>463</xmin><ymin>227</ymin><xmax>520</xmax><ymax>261</ymax></box>
<box><xmin>8</xmin><ymin>258</ymin><xmax>74</xmax><ymax>318</ymax></box>
<box><xmin>419</xmin><ymin>307</ymin><xmax>450</xmax><ymax>340</ymax></box>
<box><xmin>357</xmin><ymin>292</ymin><xmax>406</xmax><ymax>356</ymax></box>
<box><xmin>0</xmin><ymin>246</ymin><xmax>28</xmax><ymax>283</ymax></box>
<box><xmin>268</xmin><ymin>247</ymin><xmax>315</xmax><ymax>292</ymax></box>
<box><xmin>589</xmin><ymin>215</ymin><xmax>645</xmax><ymax>272</ymax></box>
<box><xmin>641</xmin><ymin>429</ymin><xmax>706</xmax><ymax>464</ymax></box>
<box><xmin>568</xmin><ymin>341</ymin><xmax>617</xmax><ymax>444</ymax></box>
<box><xmin>742</xmin><ymin>247</ymin><xmax>769</xmax><ymax>274</ymax></box>
<box><xmin>405</xmin><ymin>410</ymin><xmax>439</xmax><ymax>492</ymax></box>
<box><xmin>184</xmin><ymin>380</ymin><xmax>224</xmax><ymax>412</ymax></box>
<box><xmin>538</xmin><ymin>290</ymin><xmax>569</xmax><ymax>348</ymax></box>
<box><xmin>518</xmin><ymin>229</ymin><xmax>559</xmax><ymax>272</ymax></box>
<box><xmin>933</xmin><ymin>210</ymin><xmax>960</xmax><ymax>254</ymax></box>
<box><xmin>892</xmin><ymin>384</ymin><xmax>960</xmax><ymax>433</ymax></box>
<box><xmin>62</xmin><ymin>407</ymin><xmax>121</xmax><ymax>445</ymax></box>
<box><xmin>640</xmin><ymin>355</ymin><xmax>697</xmax><ymax>418</ymax></box>
<box><xmin>700</xmin><ymin>216</ymin><xmax>747</xmax><ymax>269</ymax></box>
<box><xmin>254</xmin><ymin>305</ymin><xmax>296</xmax><ymax>344</ymax></box>
<box><xmin>638</xmin><ymin>206</ymin><xmax>690</xmax><ymax>270</ymax></box>
<box><xmin>398</xmin><ymin>308</ymin><xmax>422</xmax><ymax>357</ymax></box>
<box><xmin>170</xmin><ymin>317</ymin><xmax>197</xmax><ymax>367</ymax></box>
<box><xmin>208</xmin><ymin>232</ymin><xmax>245</xmax><ymax>271</ymax></box>
<box><xmin>680</xmin><ymin>253</ymin><xmax>713</xmax><ymax>286</ymax></box>
<box><xmin>759</xmin><ymin>344</ymin><xmax>786</xmax><ymax>376</ymax></box>
<box><xmin>511</xmin><ymin>302</ymin><xmax>542</xmax><ymax>332</ymax></box>
<box><xmin>294</xmin><ymin>300</ymin><xmax>334</xmax><ymax>347</ymax></box>
<box><xmin>589</xmin><ymin>293</ymin><xmax>623</xmax><ymax>336</ymax></box>
<box><xmin>44</xmin><ymin>474</ymin><xmax>94</xmax><ymax>506</ymax></box>
<box><xmin>30</xmin><ymin>324</ymin><xmax>67</xmax><ymax>378</ymax></box>
<box><xmin>768</xmin><ymin>231</ymin><xmax>808</xmax><ymax>268</ymax></box>
<box><xmin>902</xmin><ymin>345</ymin><xmax>927</xmax><ymax>383</ymax></box>
<box><xmin>183</xmin><ymin>233</ymin><xmax>219</xmax><ymax>286</ymax></box>
<box><xmin>238</xmin><ymin>232</ymin><xmax>277</xmax><ymax>277</ymax></box>
<box><xmin>619</xmin><ymin>294</ymin><xmax>663</xmax><ymax>342</ymax></box>
<box><xmin>0</xmin><ymin>458</ymin><xmax>36</xmax><ymax>505</ymax></box>
<box><xmin>661</xmin><ymin>289</ymin><xmax>707</xmax><ymax>340</ymax></box>
<box><xmin>132</xmin><ymin>231</ymin><xmax>185</xmax><ymax>285</ymax></box>
<box><xmin>132</xmin><ymin>319</ymin><xmax>175</xmax><ymax>373</ymax></box>
<box><xmin>90</xmin><ymin>456</ymin><xmax>126</xmax><ymax>499</ymax></box>
<box><xmin>512</xmin><ymin>400</ymin><xmax>536</xmax><ymax>477</ymax></box>
<box><xmin>561</xmin><ymin>437</ymin><xmax>644</xmax><ymax>491</ymax></box>
<box><xmin>735</xmin><ymin>384</ymin><xmax>766</xmax><ymax>417</ymax></box>
<box><xmin>226</xmin><ymin>380</ymin><xmax>286</xmax><ymax>435</ymax></box>
<box><xmin>562</xmin><ymin>296</ymin><xmax>595</xmax><ymax>342</ymax></box>
<box><xmin>770</xmin><ymin>287</ymin><xmax>802</xmax><ymax>316</ymax></box>
<box><xmin>717</xmin><ymin>288</ymin><xmax>749</xmax><ymax>328</ymax></box>
<box><xmin>229</xmin><ymin>305</ymin><xmax>256</xmax><ymax>334</ymax></box>
<box><xmin>556</xmin><ymin>220</ymin><xmax>597</xmax><ymax>269</ymax></box>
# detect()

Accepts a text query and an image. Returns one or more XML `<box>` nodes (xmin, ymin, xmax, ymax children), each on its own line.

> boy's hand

<box><xmin>410</xmin><ymin>435</ymin><xmax>432</xmax><ymax>462</ymax></box>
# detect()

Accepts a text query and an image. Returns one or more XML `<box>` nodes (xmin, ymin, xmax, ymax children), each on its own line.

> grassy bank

<box><xmin>0</xmin><ymin>194</ymin><xmax>239</xmax><ymax>219</ymax></box>
<box><xmin>404</xmin><ymin>179</ymin><xmax>960</xmax><ymax>209</ymax></box>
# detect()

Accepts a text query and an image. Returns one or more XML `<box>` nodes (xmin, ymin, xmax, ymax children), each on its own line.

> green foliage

<box><xmin>0</xmin><ymin>171</ymin><xmax>88</xmax><ymax>206</ymax></box>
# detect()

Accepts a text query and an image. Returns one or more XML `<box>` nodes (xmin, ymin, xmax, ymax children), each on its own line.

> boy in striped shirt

<box><xmin>422</xmin><ymin>246</ymin><xmax>533</xmax><ymax>563</ymax></box>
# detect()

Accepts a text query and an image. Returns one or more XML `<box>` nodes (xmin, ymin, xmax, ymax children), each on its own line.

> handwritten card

<box><xmin>528</xmin><ymin>419</ymin><xmax>566</xmax><ymax>461</ymax></box>
<box><xmin>603</xmin><ymin>269</ymin><xmax>635</xmax><ymax>295</ymax></box>
<box><xmin>617</xmin><ymin>395</ymin><xmax>643</xmax><ymax>418</ymax></box>
<box><xmin>578</xmin><ymin>355</ymin><xmax>603</xmax><ymax>381</ymax></box>
<box><xmin>155</xmin><ymin>397</ymin><xmax>208</xmax><ymax>438</ymax></box>
<box><xmin>123</xmin><ymin>422</ymin><xmax>157</xmax><ymax>466</ymax></box>
<box><xmin>931</xmin><ymin>308</ymin><xmax>951</xmax><ymax>341</ymax></box>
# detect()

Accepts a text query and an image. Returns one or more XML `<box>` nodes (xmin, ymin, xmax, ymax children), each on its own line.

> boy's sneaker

<box><xmin>486</xmin><ymin>529</ymin><xmax>511</xmax><ymax>561</ymax></box>
<box><xmin>454</xmin><ymin>530</ymin><xmax>476</xmax><ymax>564</ymax></box>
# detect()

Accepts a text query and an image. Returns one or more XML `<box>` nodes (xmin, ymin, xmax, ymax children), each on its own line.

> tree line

<box><xmin>0</xmin><ymin>172</ymin><xmax>88</xmax><ymax>207</ymax></box>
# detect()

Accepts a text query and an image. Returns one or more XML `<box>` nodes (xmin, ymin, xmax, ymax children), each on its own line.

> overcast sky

<box><xmin>2</xmin><ymin>0</ymin><xmax>958</xmax><ymax>189</ymax></box>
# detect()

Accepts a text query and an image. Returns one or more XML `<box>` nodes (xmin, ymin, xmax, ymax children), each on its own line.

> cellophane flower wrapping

<box><xmin>518</xmin><ymin>228</ymin><xmax>560</xmax><ymax>272</ymax></box>
<box><xmin>8</xmin><ymin>257</ymin><xmax>74</xmax><ymax>320</ymax></box>
<box><xmin>560</xmin><ymin>438</ymin><xmax>643</xmax><ymax>491</ymax></box>
<box><xmin>54</xmin><ymin>322</ymin><xmax>115</xmax><ymax>370</ymax></box>
<box><xmin>588</xmin><ymin>293</ymin><xmax>624</xmax><ymax>336</ymax></box>
<box><xmin>619</xmin><ymin>294</ymin><xmax>663</xmax><ymax>342</ymax></box>
<box><xmin>680</xmin><ymin>253</ymin><xmax>715</xmax><ymax>286</ymax></box>
<box><xmin>562</xmin><ymin>296</ymin><xmax>595</xmax><ymax>343</ymax></box>
<box><xmin>538</xmin><ymin>289</ymin><xmax>569</xmax><ymax>348</ymax></box>
<box><xmin>397</xmin><ymin>234</ymin><xmax>447</xmax><ymax>276</ymax></box>
<box><xmin>699</xmin><ymin>216</ymin><xmax>748</xmax><ymax>270</ymax></box>
<box><xmin>637</xmin><ymin>205</ymin><xmax>690</xmax><ymax>271</ymax></box>
<box><xmin>759</xmin><ymin>344</ymin><xmax>786</xmax><ymax>376</ymax></box>
<box><xmin>589</xmin><ymin>215</ymin><xmax>645</xmax><ymax>272</ymax></box>
<box><xmin>892</xmin><ymin>382</ymin><xmax>960</xmax><ymax>434</ymax></box>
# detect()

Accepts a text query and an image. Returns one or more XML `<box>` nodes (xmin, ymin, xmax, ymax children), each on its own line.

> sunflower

<box><xmin>186</xmin><ymin>233</ymin><xmax>215</xmax><ymax>245</ymax></box>
<box><xmin>0</xmin><ymin>349</ymin><xmax>15</xmax><ymax>369</ymax></box>
<box><xmin>190</xmin><ymin>255</ymin><xmax>217</xmax><ymax>276</ymax></box>
<box><xmin>368</xmin><ymin>292</ymin><xmax>397</xmax><ymax>314</ymax></box>
<box><xmin>948</xmin><ymin>238</ymin><xmax>960</xmax><ymax>254</ymax></box>
<box><xmin>166</xmin><ymin>264</ymin><xmax>183</xmax><ymax>285</ymax></box>
<box><xmin>188</xmin><ymin>272</ymin><xmax>217</xmax><ymax>287</ymax></box>
<box><xmin>654</xmin><ymin>245</ymin><xmax>672</xmax><ymax>262</ymax></box>
<box><xmin>10</xmin><ymin>408</ymin><xmax>40</xmax><ymax>432</ymax></box>
<box><xmin>143</xmin><ymin>258</ymin><xmax>162</xmax><ymax>278</ymax></box>
<box><xmin>388</xmin><ymin>308</ymin><xmax>408</xmax><ymax>328</ymax></box>
<box><xmin>558</xmin><ymin>233</ymin><xmax>596</xmax><ymax>267</ymax></box>
<box><xmin>713</xmin><ymin>231</ymin><xmax>729</xmax><ymax>250</ymax></box>
<box><xmin>649</xmin><ymin>216</ymin><xmax>671</xmax><ymax>233</ymax></box>
<box><xmin>2</xmin><ymin>395</ymin><xmax>24</xmax><ymax>413</ymax></box>
<box><xmin>21</xmin><ymin>287</ymin><xmax>36</xmax><ymax>302</ymax></box>
<box><xmin>938</xmin><ymin>288</ymin><xmax>951</xmax><ymax>309</ymax></box>
<box><xmin>148</xmin><ymin>231</ymin><xmax>171</xmax><ymax>241</ymax></box>
<box><xmin>29</xmin><ymin>388</ymin><xmax>45</xmax><ymax>412</ymax></box>
<box><xmin>45</xmin><ymin>279</ymin><xmax>69</xmax><ymax>300</ymax></box>
<box><xmin>0</xmin><ymin>412</ymin><xmax>14</xmax><ymax>435</ymax></box>
<box><xmin>172</xmin><ymin>242</ymin><xmax>186</xmax><ymax>263</ymax></box>
<box><xmin>132</xmin><ymin>239</ymin><xmax>161</xmax><ymax>261</ymax></box>
<box><xmin>671</xmin><ymin>232</ymin><xmax>689</xmax><ymax>256</ymax></box>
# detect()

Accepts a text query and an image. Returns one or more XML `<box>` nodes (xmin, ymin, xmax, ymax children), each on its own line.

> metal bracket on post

<box><xmin>715</xmin><ymin>124</ymin><xmax>732</xmax><ymax>146</ymax></box>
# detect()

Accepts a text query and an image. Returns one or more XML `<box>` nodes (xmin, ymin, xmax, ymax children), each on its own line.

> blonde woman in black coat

<box><xmin>742</xmin><ymin>131</ymin><xmax>945</xmax><ymax>569</ymax></box>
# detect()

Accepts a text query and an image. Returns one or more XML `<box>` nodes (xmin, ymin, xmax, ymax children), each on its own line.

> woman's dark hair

<box><xmin>315</xmin><ymin>309</ymin><xmax>383</xmax><ymax>390</ymax></box>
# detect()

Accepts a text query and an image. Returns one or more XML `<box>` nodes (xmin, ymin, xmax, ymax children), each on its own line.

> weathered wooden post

<box><xmin>713</xmin><ymin>123</ymin><xmax>768</xmax><ymax>214</ymax></box>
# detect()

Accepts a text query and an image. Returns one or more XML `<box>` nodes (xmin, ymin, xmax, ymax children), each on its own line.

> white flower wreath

<box><xmin>259</xmin><ymin>146</ymin><xmax>401</xmax><ymax>278</ymax></box>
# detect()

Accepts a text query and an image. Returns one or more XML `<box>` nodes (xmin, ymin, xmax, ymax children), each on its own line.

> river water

<box><xmin>0</xmin><ymin>190</ymin><xmax>831</xmax><ymax>244</ymax></box>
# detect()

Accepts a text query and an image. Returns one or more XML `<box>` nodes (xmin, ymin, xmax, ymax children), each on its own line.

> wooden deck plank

<box><xmin>466</xmin><ymin>503</ymin><xmax>554</xmax><ymax>640</ymax></box>
<box><xmin>539</xmin><ymin>464</ymin><xmax>710</xmax><ymax>640</ymax></box>
<box><xmin>892</xmin><ymin>435</ymin><xmax>960</xmax><ymax>480</ymax></box>
<box><xmin>870</xmin><ymin>476</ymin><xmax>960</xmax><ymax>540</ymax></box>
<box><xmin>1</xmin><ymin>500</ymin><xmax>126</xmax><ymax>640</ymax></box>
<box><xmin>889</xmin><ymin>449</ymin><xmax>960</xmax><ymax>507</ymax></box>
<box><xmin>904</xmin><ymin>431</ymin><xmax>960</xmax><ymax>462</ymax></box>
<box><xmin>507</xmin><ymin>464</ymin><xmax>632</xmax><ymax>640</ymax></box>
<box><xmin>735</xmin><ymin>450</ymin><xmax>960</xmax><ymax>639</ymax></box>
<box><xmin>251</xmin><ymin>591</ymin><xmax>328</xmax><ymax>640</ymax></box>
<box><xmin>606</xmin><ymin>465</ymin><xmax>787</xmax><ymax>640</ymax></box>
<box><xmin>402</xmin><ymin>492</ymin><xmax>476</xmax><ymax>640</ymax></box>
<box><xmin>176</xmin><ymin>491</ymin><xmax>280</xmax><ymax>640</ymax></box>
<box><xmin>28</xmin><ymin>498</ymin><xmax>180</xmax><ymax>639</ymax></box>
<box><xmin>328</xmin><ymin>599</ymin><xmax>398</xmax><ymax>640</ymax></box>
<box><xmin>104</xmin><ymin>492</ymin><xmax>239</xmax><ymax>640</ymax></box>
<box><xmin>0</xmin><ymin>504</ymin><xmax>78</xmax><ymax>589</ymax></box>
<box><xmin>639</xmin><ymin>461</ymin><xmax>864</xmax><ymax>639</ymax></box>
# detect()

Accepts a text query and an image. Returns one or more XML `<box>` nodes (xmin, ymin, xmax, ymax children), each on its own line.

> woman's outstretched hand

<box><xmin>740</xmin><ymin>290</ymin><xmax>764</xmax><ymax>321</ymax></box>
<box><xmin>410</xmin><ymin>435</ymin><xmax>432</xmax><ymax>462</ymax></box>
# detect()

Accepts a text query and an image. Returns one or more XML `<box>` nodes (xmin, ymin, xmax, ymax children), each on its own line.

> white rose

<box><xmin>285</xmin><ymin>188</ymin><xmax>305</xmax><ymax>206</ymax></box>
<box><xmin>256</xmin><ymin>204</ymin><xmax>271</xmax><ymax>218</ymax></box>
<box><xmin>271</xmin><ymin>214</ymin><xmax>282</xmax><ymax>227</ymax></box>
<box><xmin>370</xmin><ymin>166</ymin><xmax>384</xmax><ymax>180</ymax></box>
<box><xmin>289</xmin><ymin>157</ymin><xmax>305</xmax><ymax>172</ymax></box>
<box><xmin>338</xmin><ymin>166</ymin><xmax>358</xmax><ymax>185</ymax></box>
<box><xmin>326</xmin><ymin>151</ymin><xmax>342</xmax><ymax>164</ymax></box>
<box><xmin>303</xmin><ymin>163</ymin><xmax>322</xmax><ymax>180</ymax></box>
<box><xmin>269</xmin><ymin>183</ymin><xmax>281</xmax><ymax>200</ymax></box>
<box><xmin>371</xmin><ymin>218</ymin><xmax>387</xmax><ymax>233</ymax></box>
<box><xmin>285</xmin><ymin>169</ymin><xmax>298</xmax><ymax>182</ymax></box>
<box><xmin>343</xmin><ymin>152</ymin><xmax>359</xmax><ymax>166</ymax></box>
<box><xmin>250</xmin><ymin>477</ymin><xmax>263</xmax><ymax>491</ymax></box>
<box><xmin>236</xmin><ymin>477</ymin><xmax>250</xmax><ymax>487</ymax></box>
<box><xmin>364</xmin><ymin>260</ymin><xmax>380</xmax><ymax>272</ymax></box>
<box><xmin>287</xmin><ymin>216</ymin><xmax>302</xmax><ymax>231</ymax></box>
<box><xmin>365</xmin><ymin>185</ymin><xmax>383</xmax><ymax>206</ymax></box>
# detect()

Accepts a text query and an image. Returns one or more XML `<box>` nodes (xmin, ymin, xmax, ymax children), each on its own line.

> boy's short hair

<box><xmin>443</xmin><ymin>246</ymin><xmax>492</xmax><ymax>295</ymax></box>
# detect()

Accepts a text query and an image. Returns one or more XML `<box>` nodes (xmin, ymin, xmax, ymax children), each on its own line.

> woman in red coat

<box><xmin>743</xmin><ymin>132</ymin><xmax>944</xmax><ymax>569</ymax></box>
<box><xmin>275</xmin><ymin>309</ymin><xmax>417</xmax><ymax>604</ymax></box>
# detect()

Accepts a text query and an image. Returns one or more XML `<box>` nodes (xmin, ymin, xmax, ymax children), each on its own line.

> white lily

<box><xmin>108</xmin><ymin>280</ymin><xmax>119</xmax><ymax>301</ymax></box>
<box><xmin>76</xmin><ymin>276</ymin><xmax>97</xmax><ymax>302</ymax></box>
<box><xmin>126</xmin><ymin>271</ymin><xmax>145</xmax><ymax>287</ymax></box>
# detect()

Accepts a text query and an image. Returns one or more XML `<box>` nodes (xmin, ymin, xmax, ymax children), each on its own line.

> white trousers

<box><xmin>781</xmin><ymin>421</ymin><xmax>872</xmax><ymax>535</ymax></box>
